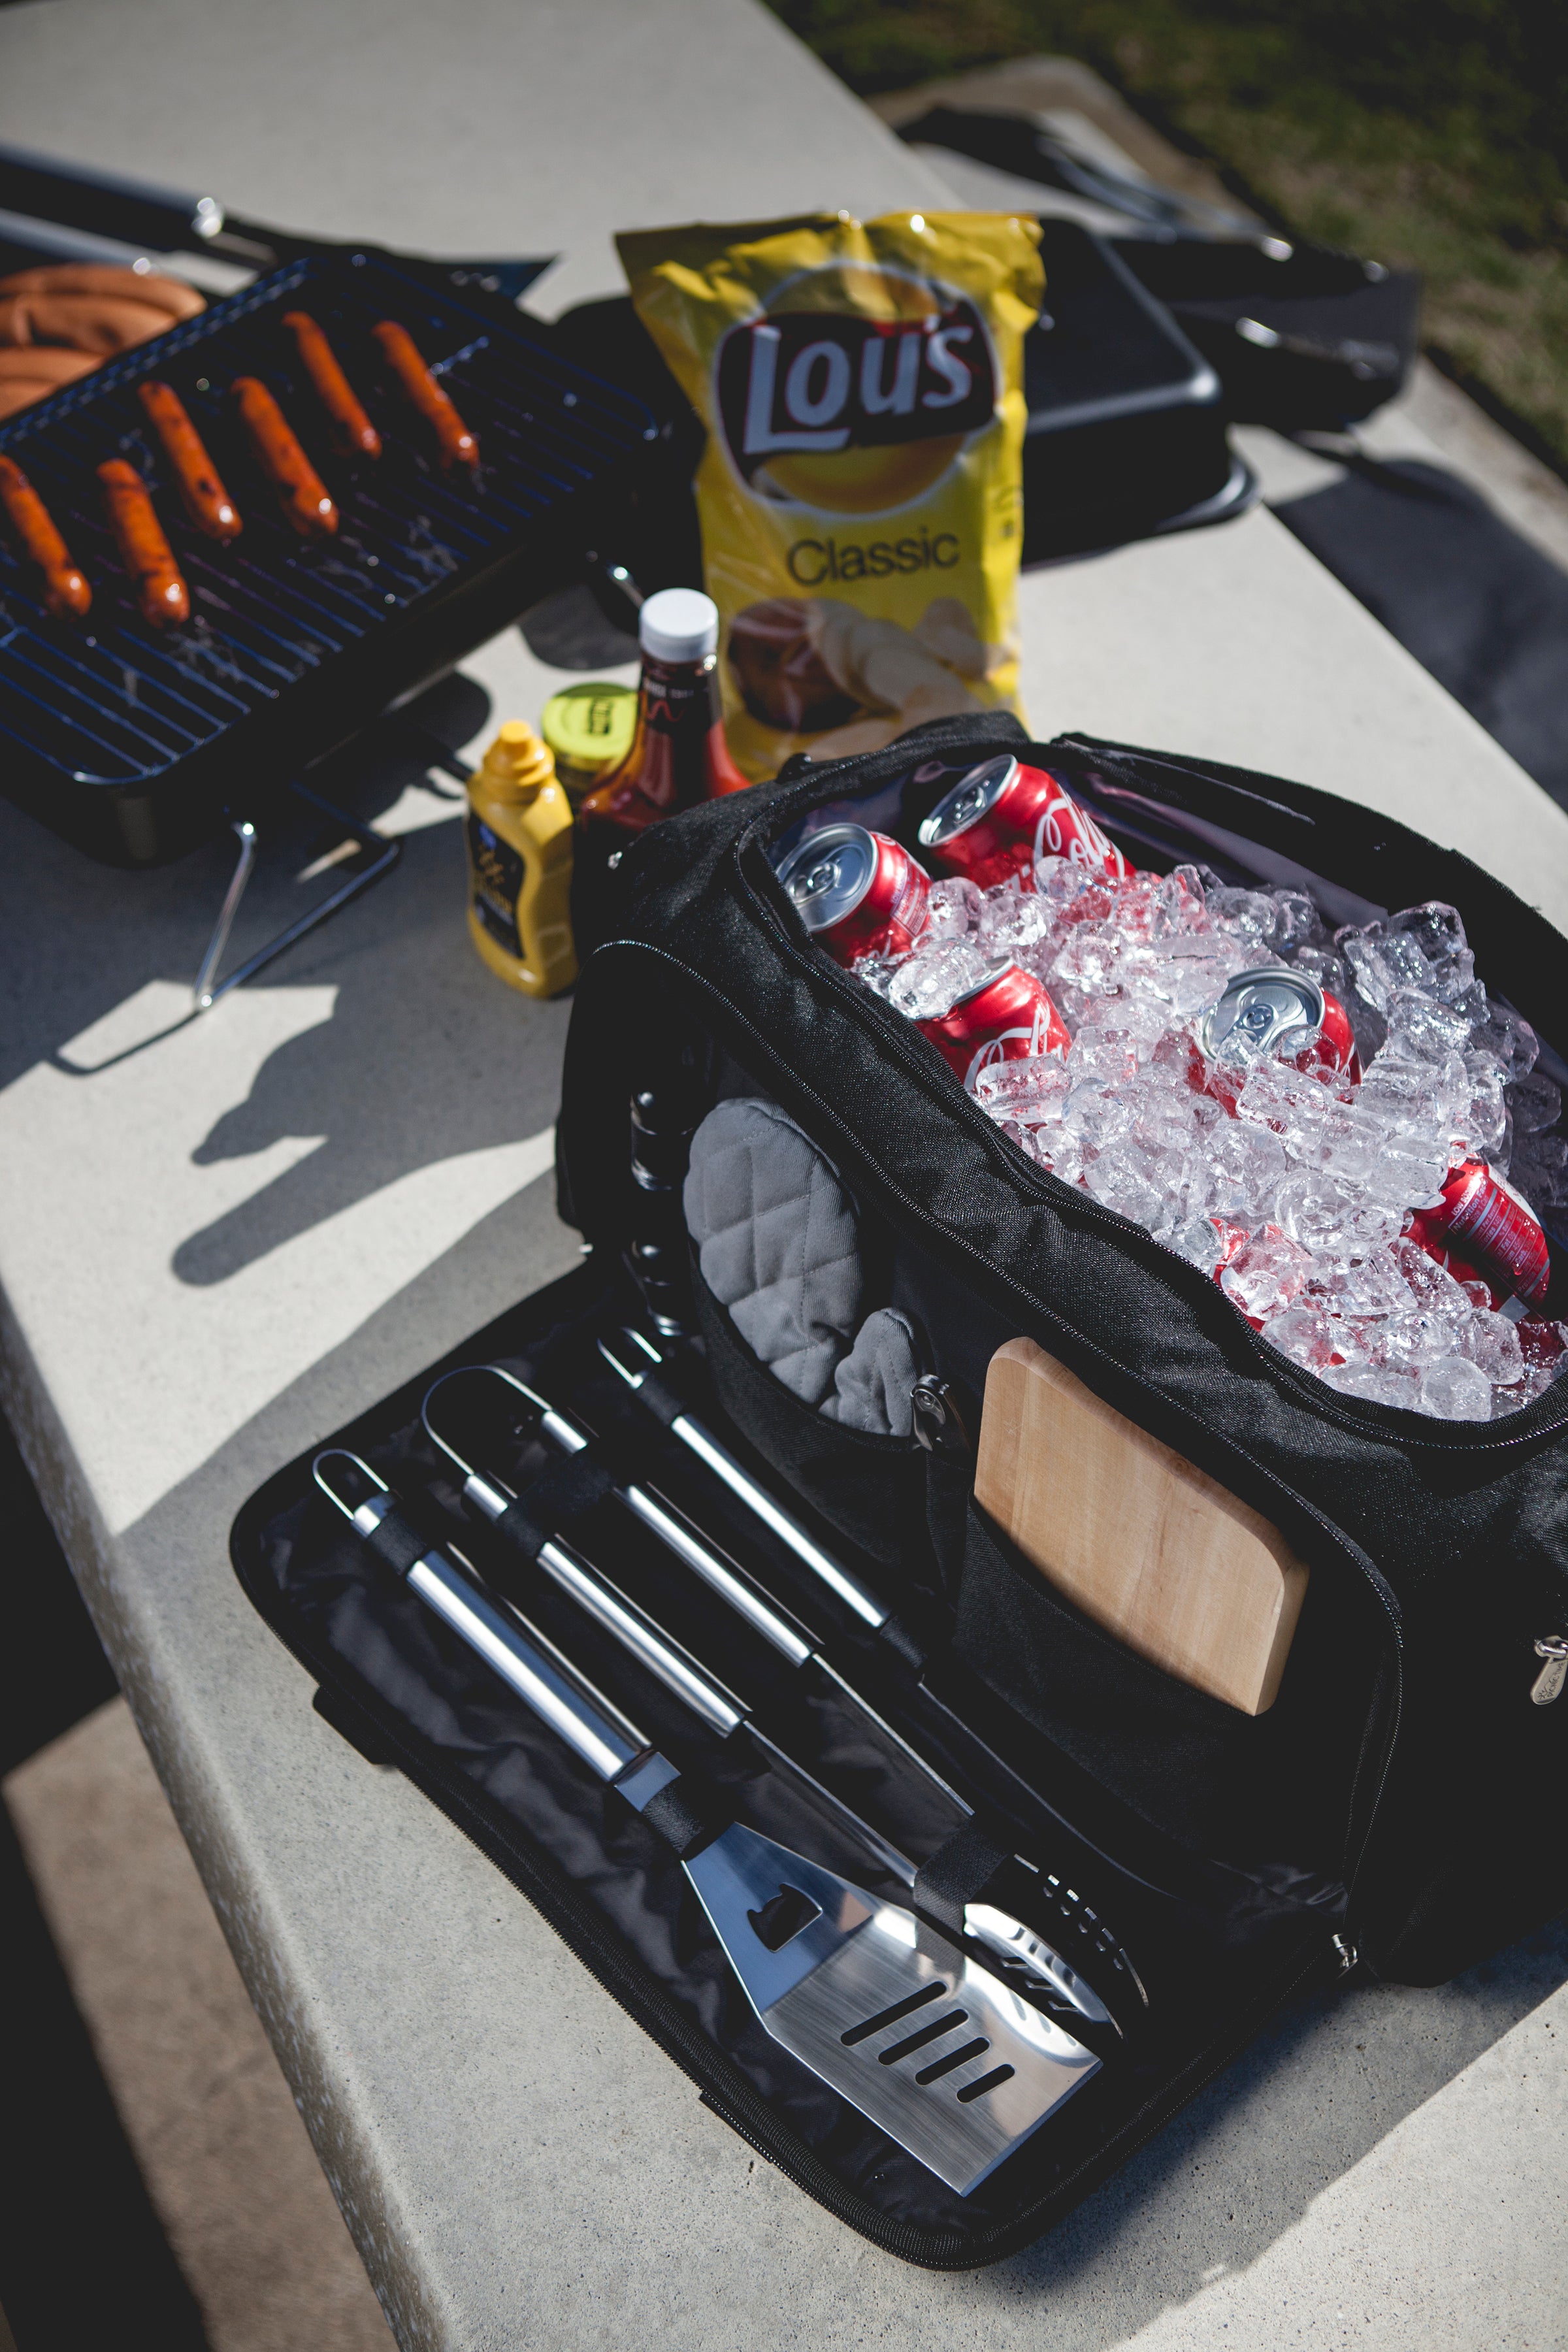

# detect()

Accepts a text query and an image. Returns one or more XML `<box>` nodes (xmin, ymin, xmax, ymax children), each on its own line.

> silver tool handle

<box><xmin>669</xmin><ymin>1411</ymin><xmax>890</xmax><ymax>1631</ymax></box>
<box><xmin>534</xmin><ymin>1536</ymin><xmax>747</xmax><ymax>1740</ymax></box>
<box><xmin>616</xmin><ymin>1483</ymin><xmax>815</xmax><ymax>1667</ymax></box>
<box><xmin>315</xmin><ymin>1457</ymin><xmax>646</xmax><ymax>1784</ymax></box>
<box><xmin>469</xmin><ymin>1364</ymin><xmax>821</xmax><ymax>1669</ymax></box>
<box><xmin>446</xmin><ymin>1443</ymin><xmax>749</xmax><ymax>1740</ymax></box>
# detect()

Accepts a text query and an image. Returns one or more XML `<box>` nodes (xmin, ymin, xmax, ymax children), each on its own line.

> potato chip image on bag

<box><xmin>618</xmin><ymin>211</ymin><xmax>1044</xmax><ymax>780</ymax></box>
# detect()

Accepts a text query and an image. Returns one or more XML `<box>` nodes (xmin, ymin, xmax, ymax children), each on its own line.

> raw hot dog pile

<box><xmin>0</xmin><ymin>302</ymin><xmax>480</xmax><ymax>628</ymax></box>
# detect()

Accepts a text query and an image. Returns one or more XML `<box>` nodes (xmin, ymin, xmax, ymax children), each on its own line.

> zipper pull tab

<box><xmin>1530</xmin><ymin>1635</ymin><xmax>1568</xmax><ymax>1707</ymax></box>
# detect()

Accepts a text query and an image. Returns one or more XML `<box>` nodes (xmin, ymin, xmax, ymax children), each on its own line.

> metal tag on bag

<box><xmin>1530</xmin><ymin>1637</ymin><xmax>1568</xmax><ymax>1706</ymax></box>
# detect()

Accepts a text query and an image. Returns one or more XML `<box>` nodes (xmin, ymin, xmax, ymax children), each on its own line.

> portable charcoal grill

<box><xmin>0</xmin><ymin>249</ymin><xmax>657</xmax><ymax>869</ymax></box>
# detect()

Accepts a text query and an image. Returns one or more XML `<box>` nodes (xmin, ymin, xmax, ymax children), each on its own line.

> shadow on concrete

<box><xmin>977</xmin><ymin>1917</ymin><xmax>1568</xmax><ymax>2332</ymax></box>
<box><xmin>0</xmin><ymin>662</ymin><xmax>585</xmax><ymax>1287</ymax></box>
<box><xmin>171</xmin><ymin>809</ymin><xmax>570</xmax><ymax>1285</ymax></box>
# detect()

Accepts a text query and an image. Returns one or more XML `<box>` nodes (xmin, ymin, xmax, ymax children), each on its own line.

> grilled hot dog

<box><xmin>0</xmin><ymin>453</ymin><xmax>91</xmax><ymax>618</ymax></box>
<box><xmin>0</xmin><ymin>344</ymin><xmax>99</xmax><ymax>419</ymax></box>
<box><xmin>282</xmin><ymin>312</ymin><xmax>380</xmax><ymax>459</ymax></box>
<box><xmin>372</xmin><ymin>319</ymin><xmax>478</xmax><ymax>469</ymax></box>
<box><xmin>139</xmin><ymin>382</ymin><xmax>242</xmax><ymax>542</ymax></box>
<box><xmin>98</xmin><ymin>459</ymin><xmax>189</xmax><ymax>627</ymax></box>
<box><xmin>232</xmin><ymin>376</ymin><xmax>338</xmax><ymax>536</ymax></box>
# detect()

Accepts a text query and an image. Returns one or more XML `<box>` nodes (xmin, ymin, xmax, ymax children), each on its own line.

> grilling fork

<box><xmin>313</xmin><ymin>1448</ymin><xmax>1100</xmax><ymax>2196</ymax></box>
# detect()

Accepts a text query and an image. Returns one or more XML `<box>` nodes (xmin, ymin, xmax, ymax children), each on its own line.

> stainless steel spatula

<box><xmin>314</xmin><ymin>1450</ymin><xmax>1100</xmax><ymax>2196</ymax></box>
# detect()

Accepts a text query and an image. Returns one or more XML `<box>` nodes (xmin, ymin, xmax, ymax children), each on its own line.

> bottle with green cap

<box><xmin>540</xmin><ymin>679</ymin><xmax>640</xmax><ymax>802</ymax></box>
<box><xmin>464</xmin><ymin>720</ymin><xmax>578</xmax><ymax>998</ymax></box>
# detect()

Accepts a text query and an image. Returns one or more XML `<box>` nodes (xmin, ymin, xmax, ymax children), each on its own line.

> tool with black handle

<box><xmin>312</xmin><ymin>1448</ymin><xmax>1101</xmax><ymax>2196</ymax></box>
<box><xmin>595</xmin><ymin>1326</ymin><xmax>1151</xmax><ymax>2024</ymax></box>
<box><xmin>421</xmin><ymin>1364</ymin><xmax>1120</xmax><ymax>2040</ymax></box>
<box><xmin>597</xmin><ymin>1326</ymin><xmax>923</xmax><ymax>1661</ymax></box>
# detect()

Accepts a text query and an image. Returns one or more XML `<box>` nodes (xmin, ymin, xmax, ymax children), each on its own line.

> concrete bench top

<box><xmin>2</xmin><ymin>2</ymin><xmax>1565</xmax><ymax>2344</ymax></box>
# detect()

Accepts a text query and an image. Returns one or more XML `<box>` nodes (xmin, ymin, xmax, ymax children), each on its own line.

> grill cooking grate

<box><xmin>0</xmin><ymin>252</ymin><xmax>656</xmax><ymax>861</ymax></box>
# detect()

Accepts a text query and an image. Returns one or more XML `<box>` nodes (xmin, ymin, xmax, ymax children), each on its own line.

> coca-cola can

<box><xmin>916</xmin><ymin>958</ymin><xmax>1070</xmax><ymax>1090</ymax></box>
<box><xmin>1405</xmin><ymin>1158</ymin><xmax>1551</xmax><ymax>1307</ymax></box>
<box><xmin>774</xmin><ymin>822</ymin><xmax>930</xmax><ymax>966</ymax></box>
<box><xmin>917</xmin><ymin>755</ymin><xmax>1129</xmax><ymax>891</ymax></box>
<box><xmin>1198</xmin><ymin>966</ymin><xmax>1360</xmax><ymax>1108</ymax></box>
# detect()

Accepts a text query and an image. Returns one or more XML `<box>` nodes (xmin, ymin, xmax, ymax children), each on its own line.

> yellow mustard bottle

<box><xmin>464</xmin><ymin>721</ymin><xmax>578</xmax><ymax>997</ymax></box>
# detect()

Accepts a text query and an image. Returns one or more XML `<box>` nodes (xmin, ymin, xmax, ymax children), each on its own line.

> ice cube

<box><xmin>1049</xmin><ymin>922</ymin><xmax>1122</xmax><ymax>998</ymax></box>
<box><xmin>1507</xmin><ymin>1071</ymin><xmax>1561</xmax><ymax>1135</ymax></box>
<box><xmin>1207</xmin><ymin>1121</ymin><xmax>1288</xmax><ymax>1221</ymax></box>
<box><xmin>1462</xmin><ymin>1309</ymin><xmax>1525</xmax><ymax>1388</ymax></box>
<box><xmin>1086</xmin><ymin>1143</ymin><xmax>1168</xmax><ymax>1230</ymax></box>
<box><xmin>1062</xmin><ymin>1079</ymin><xmax>1133</xmax><ymax>1149</ymax></box>
<box><xmin>1220</xmin><ymin>1231</ymin><xmax>1314</xmax><ymax>1321</ymax></box>
<box><xmin>1289</xmin><ymin>945</ymin><xmax>1349</xmax><ymax>1001</ymax></box>
<box><xmin>1207</xmin><ymin>886</ymin><xmax>1277</xmax><ymax>941</ymax></box>
<box><xmin>974</xmin><ymin>1054</ymin><xmax>1070</xmax><ymax>1125</ymax></box>
<box><xmin>1261</xmin><ymin>1301</ymin><xmax>1341</xmax><ymax>1370</ymax></box>
<box><xmin>1320</xmin><ymin>1360</ymin><xmax>1422</xmax><ymax>1408</ymax></box>
<box><xmin>1393</xmin><ymin>1237</ymin><xmax>1475</xmax><ymax>1331</ymax></box>
<box><xmin>1388</xmin><ymin>904</ymin><xmax>1473</xmax><ymax>1002</ymax></box>
<box><xmin>1419</xmin><ymin>1356</ymin><xmax>1492</xmax><ymax>1420</ymax></box>
<box><xmin>924</xmin><ymin>877</ymin><xmax>982</xmax><ymax>940</ymax></box>
<box><xmin>853</xmin><ymin>953</ymin><xmax>904</xmax><ymax>999</ymax></box>
<box><xmin>1470</xmin><ymin>996</ymin><xmax>1539</xmax><ymax>1082</ymax></box>
<box><xmin>1068</xmin><ymin>1024</ymin><xmax>1139</xmax><ymax>1086</ymax></box>
<box><xmin>979</xmin><ymin>878</ymin><xmax>1053</xmax><ymax>958</ymax></box>
<box><xmin>1458</xmin><ymin>1058</ymin><xmax>1508</xmax><ymax>1160</ymax></box>
<box><xmin>1151</xmin><ymin>864</ymin><xmax>1208</xmax><ymax>938</ymax></box>
<box><xmin>1235</xmin><ymin>1060</ymin><xmax>1331</xmax><ymax>1155</ymax></box>
<box><xmin>1268</xmin><ymin>890</ymin><xmax>1329</xmax><ymax>955</ymax></box>
<box><xmin>1339</xmin><ymin>923</ymin><xmax>1432</xmax><ymax>1013</ymax></box>
<box><xmin>888</xmin><ymin>938</ymin><xmax>988</xmax><ymax>1020</ymax></box>
<box><xmin>1273</xmin><ymin>1169</ymin><xmax>1397</xmax><ymax>1257</ymax></box>
<box><xmin>1382</xmin><ymin>988</ymin><xmax>1472</xmax><ymax>1064</ymax></box>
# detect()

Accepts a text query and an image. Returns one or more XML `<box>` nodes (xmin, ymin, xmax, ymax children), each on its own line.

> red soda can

<box><xmin>774</xmin><ymin>822</ymin><xmax>930</xmax><ymax>967</ymax></box>
<box><xmin>916</xmin><ymin>958</ymin><xmax>1070</xmax><ymax>1090</ymax></box>
<box><xmin>1197</xmin><ymin>966</ymin><xmax>1361</xmax><ymax>1111</ymax></box>
<box><xmin>917</xmin><ymin>754</ymin><xmax>1129</xmax><ymax>891</ymax></box>
<box><xmin>1405</xmin><ymin>1158</ymin><xmax>1551</xmax><ymax>1307</ymax></box>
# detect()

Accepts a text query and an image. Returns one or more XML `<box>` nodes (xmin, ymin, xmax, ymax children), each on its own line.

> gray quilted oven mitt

<box><xmin>683</xmin><ymin>1098</ymin><xmax>919</xmax><ymax>1437</ymax></box>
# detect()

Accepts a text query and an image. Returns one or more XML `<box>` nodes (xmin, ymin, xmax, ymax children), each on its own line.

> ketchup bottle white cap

<box><xmin>639</xmin><ymin>586</ymin><xmax>719</xmax><ymax>664</ymax></box>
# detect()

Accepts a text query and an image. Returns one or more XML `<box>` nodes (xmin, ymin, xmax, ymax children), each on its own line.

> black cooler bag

<box><xmin>233</xmin><ymin>715</ymin><xmax>1568</xmax><ymax>2268</ymax></box>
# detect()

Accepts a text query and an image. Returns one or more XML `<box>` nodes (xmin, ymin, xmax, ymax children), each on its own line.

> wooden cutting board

<box><xmin>973</xmin><ymin>1338</ymin><xmax>1309</xmax><ymax>1715</ymax></box>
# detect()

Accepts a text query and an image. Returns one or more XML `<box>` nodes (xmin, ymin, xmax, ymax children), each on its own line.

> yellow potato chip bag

<box><xmin>617</xmin><ymin>210</ymin><xmax>1044</xmax><ymax>780</ymax></box>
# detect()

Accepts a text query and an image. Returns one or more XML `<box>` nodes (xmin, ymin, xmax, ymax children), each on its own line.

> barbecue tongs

<box><xmin>314</xmin><ymin>1449</ymin><xmax>1100</xmax><ymax>2197</ymax></box>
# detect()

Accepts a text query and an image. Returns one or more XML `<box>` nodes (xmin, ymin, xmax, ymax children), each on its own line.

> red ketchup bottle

<box><xmin>580</xmin><ymin>587</ymin><xmax>747</xmax><ymax>838</ymax></box>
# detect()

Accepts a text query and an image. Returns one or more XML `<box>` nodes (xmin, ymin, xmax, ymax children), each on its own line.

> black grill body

<box><xmin>0</xmin><ymin>252</ymin><xmax>656</xmax><ymax>865</ymax></box>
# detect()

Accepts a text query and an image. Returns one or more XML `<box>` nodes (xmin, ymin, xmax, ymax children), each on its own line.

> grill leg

<box><xmin>191</xmin><ymin>787</ymin><xmax>402</xmax><ymax>1012</ymax></box>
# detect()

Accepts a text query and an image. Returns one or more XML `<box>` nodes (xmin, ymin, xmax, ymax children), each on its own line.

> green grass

<box><xmin>767</xmin><ymin>0</ymin><xmax>1568</xmax><ymax>467</ymax></box>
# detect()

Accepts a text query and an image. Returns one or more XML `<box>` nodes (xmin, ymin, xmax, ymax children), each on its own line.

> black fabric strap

<box><xmin>874</xmin><ymin>1611</ymin><xmax>928</xmax><ymax>1674</ymax></box>
<box><xmin>640</xmin><ymin>1774</ymin><xmax>724</xmax><ymax>1859</ymax></box>
<box><xmin>912</xmin><ymin>1817</ymin><xmax>1015</xmax><ymax>1940</ymax></box>
<box><xmin>493</xmin><ymin>1450</ymin><xmax>616</xmax><ymax>1563</ymax></box>
<box><xmin>364</xmin><ymin>1507</ymin><xmax>429</xmax><ymax>1579</ymax></box>
<box><xmin>630</xmin><ymin>1365</ymin><xmax>689</xmax><ymax>1429</ymax></box>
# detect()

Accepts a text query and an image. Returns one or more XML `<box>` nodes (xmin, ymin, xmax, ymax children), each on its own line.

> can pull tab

<box><xmin>1530</xmin><ymin>1635</ymin><xmax>1568</xmax><ymax>1707</ymax></box>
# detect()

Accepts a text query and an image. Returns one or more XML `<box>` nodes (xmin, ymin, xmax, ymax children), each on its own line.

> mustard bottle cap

<box><xmin>542</xmin><ymin>680</ymin><xmax>638</xmax><ymax>780</ymax></box>
<box><xmin>479</xmin><ymin>719</ymin><xmax>556</xmax><ymax>798</ymax></box>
